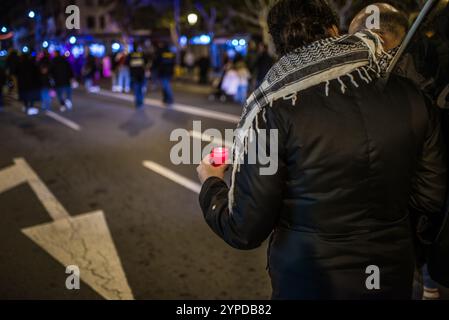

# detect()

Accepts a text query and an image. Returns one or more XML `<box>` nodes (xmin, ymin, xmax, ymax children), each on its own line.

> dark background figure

<box><xmin>16</xmin><ymin>53</ymin><xmax>41</xmax><ymax>115</ymax></box>
<box><xmin>128</xmin><ymin>45</ymin><xmax>148</xmax><ymax>109</ymax></box>
<box><xmin>255</xmin><ymin>43</ymin><xmax>275</xmax><ymax>87</ymax></box>
<box><xmin>39</xmin><ymin>51</ymin><xmax>52</xmax><ymax>111</ymax></box>
<box><xmin>154</xmin><ymin>43</ymin><xmax>175</xmax><ymax>106</ymax></box>
<box><xmin>50</xmin><ymin>51</ymin><xmax>74</xmax><ymax>112</ymax></box>
<box><xmin>83</xmin><ymin>52</ymin><xmax>97</xmax><ymax>92</ymax></box>
<box><xmin>196</xmin><ymin>54</ymin><xmax>210</xmax><ymax>85</ymax></box>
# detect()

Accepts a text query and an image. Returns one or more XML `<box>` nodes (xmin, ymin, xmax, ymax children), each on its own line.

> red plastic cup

<box><xmin>211</xmin><ymin>147</ymin><xmax>230</xmax><ymax>167</ymax></box>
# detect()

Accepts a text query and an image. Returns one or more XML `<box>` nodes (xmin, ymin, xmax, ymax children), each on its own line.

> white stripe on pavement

<box><xmin>96</xmin><ymin>90</ymin><xmax>240</xmax><ymax>124</ymax></box>
<box><xmin>142</xmin><ymin>161</ymin><xmax>202</xmax><ymax>194</ymax></box>
<box><xmin>189</xmin><ymin>130</ymin><xmax>233</xmax><ymax>149</ymax></box>
<box><xmin>46</xmin><ymin>111</ymin><xmax>81</xmax><ymax>131</ymax></box>
<box><xmin>13</xmin><ymin>158</ymin><xmax>70</xmax><ymax>220</ymax></box>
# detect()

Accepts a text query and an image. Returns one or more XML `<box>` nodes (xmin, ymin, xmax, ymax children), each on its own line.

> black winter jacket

<box><xmin>199</xmin><ymin>75</ymin><xmax>447</xmax><ymax>300</ymax></box>
<box><xmin>50</xmin><ymin>56</ymin><xmax>73</xmax><ymax>87</ymax></box>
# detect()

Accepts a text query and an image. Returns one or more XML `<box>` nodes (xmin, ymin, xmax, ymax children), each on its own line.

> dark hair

<box><xmin>268</xmin><ymin>0</ymin><xmax>339</xmax><ymax>55</ymax></box>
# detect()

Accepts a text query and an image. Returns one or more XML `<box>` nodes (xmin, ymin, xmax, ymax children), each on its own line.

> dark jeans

<box><xmin>160</xmin><ymin>77</ymin><xmax>174</xmax><ymax>104</ymax></box>
<box><xmin>423</xmin><ymin>264</ymin><xmax>438</xmax><ymax>289</ymax></box>
<box><xmin>56</xmin><ymin>86</ymin><xmax>72</xmax><ymax>105</ymax></box>
<box><xmin>41</xmin><ymin>88</ymin><xmax>51</xmax><ymax>110</ymax></box>
<box><xmin>22</xmin><ymin>90</ymin><xmax>39</xmax><ymax>109</ymax></box>
<box><xmin>133</xmin><ymin>81</ymin><xmax>145</xmax><ymax>108</ymax></box>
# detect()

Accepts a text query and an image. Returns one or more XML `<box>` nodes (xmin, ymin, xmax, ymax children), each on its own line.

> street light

<box><xmin>28</xmin><ymin>10</ymin><xmax>36</xmax><ymax>19</ymax></box>
<box><xmin>187</xmin><ymin>13</ymin><xmax>198</xmax><ymax>26</ymax></box>
<box><xmin>1</xmin><ymin>26</ymin><xmax>7</xmax><ymax>33</ymax></box>
<box><xmin>42</xmin><ymin>41</ymin><xmax>49</xmax><ymax>48</ymax></box>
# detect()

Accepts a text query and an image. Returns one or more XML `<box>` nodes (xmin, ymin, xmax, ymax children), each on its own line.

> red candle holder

<box><xmin>211</xmin><ymin>147</ymin><xmax>230</xmax><ymax>167</ymax></box>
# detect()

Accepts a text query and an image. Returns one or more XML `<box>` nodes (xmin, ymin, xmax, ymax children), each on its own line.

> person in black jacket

<box><xmin>51</xmin><ymin>51</ymin><xmax>74</xmax><ymax>111</ymax></box>
<box><xmin>128</xmin><ymin>46</ymin><xmax>148</xmax><ymax>109</ymax></box>
<box><xmin>16</xmin><ymin>53</ymin><xmax>41</xmax><ymax>115</ymax></box>
<box><xmin>154</xmin><ymin>43</ymin><xmax>175</xmax><ymax>106</ymax></box>
<box><xmin>39</xmin><ymin>51</ymin><xmax>52</xmax><ymax>111</ymax></box>
<box><xmin>196</xmin><ymin>0</ymin><xmax>447</xmax><ymax>300</ymax></box>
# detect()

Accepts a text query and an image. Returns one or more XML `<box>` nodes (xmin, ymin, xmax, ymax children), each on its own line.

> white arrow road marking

<box><xmin>14</xmin><ymin>158</ymin><xmax>69</xmax><ymax>221</ymax></box>
<box><xmin>45</xmin><ymin>111</ymin><xmax>81</xmax><ymax>131</ymax></box>
<box><xmin>0</xmin><ymin>158</ymin><xmax>133</xmax><ymax>300</ymax></box>
<box><xmin>143</xmin><ymin>161</ymin><xmax>202</xmax><ymax>194</ymax></box>
<box><xmin>22</xmin><ymin>211</ymin><xmax>133</xmax><ymax>300</ymax></box>
<box><xmin>96</xmin><ymin>89</ymin><xmax>240</xmax><ymax>124</ymax></box>
<box><xmin>189</xmin><ymin>130</ymin><xmax>234</xmax><ymax>149</ymax></box>
<box><xmin>0</xmin><ymin>163</ymin><xmax>28</xmax><ymax>194</ymax></box>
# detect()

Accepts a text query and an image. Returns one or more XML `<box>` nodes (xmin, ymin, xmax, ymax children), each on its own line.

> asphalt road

<box><xmin>1</xmin><ymin>84</ymin><xmax>447</xmax><ymax>300</ymax></box>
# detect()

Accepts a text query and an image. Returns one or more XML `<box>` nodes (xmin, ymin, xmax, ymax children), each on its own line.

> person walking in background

<box><xmin>234</xmin><ymin>57</ymin><xmax>251</xmax><ymax>104</ymax></box>
<box><xmin>5</xmin><ymin>49</ymin><xmax>19</xmax><ymax>97</ymax></box>
<box><xmin>197</xmin><ymin>53</ymin><xmax>210</xmax><ymax>85</ymax></box>
<box><xmin>16</xmin><ymin>53</ymin><xmax>40</xmax><ymax>116</ymax></box>
<box><xmin>51</xmin><ymin>51</ymin><xmax>74</xmax><ymax>112</ymax></box>
<box><xmin>116</xmin><ymin>51</ymin><xmax>131</xmax><ymax>93</ymax></box>
<box><xmin>184</xmin><ymin>50</ymin><xmax>195</xmax><ymax>77</ymax></box>
<box><xmin>83</xmin><ymin>51</ymin><xmax>98</xmax><ymax>93</ymax></box>
<box><xmin>255</xmin><ymin>43</ymin><xmax>275</xmax><ymax>87</ymax></box>
<box><xmin>128</xmin><ymin>45</ymin><xmax>148</xmax><ymax>109</ymax></box>
<box><xmin>154</xmin><ymin>43</ymin><xmax>175</xmax><ymax>106</ymax></box>
<box><xmin>39</xmin><ymin>51</ymin><xmax>52</xmax><ymax>111</ymax></box>
<box><xmin>220</xmin><ymin>62</ymin><xmax>239</xmax><ymax>101</ymax></box>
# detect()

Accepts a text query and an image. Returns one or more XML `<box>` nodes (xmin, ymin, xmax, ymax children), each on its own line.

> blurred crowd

<box><xmin>0</xmin><ymin>39</ymin><xmax>277</xmax><ymax>115</ymax></box>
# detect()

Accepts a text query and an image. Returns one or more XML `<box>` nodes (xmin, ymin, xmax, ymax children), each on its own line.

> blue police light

<box><xmin>1</xmin><ymin>26</ymin><xmax>7</xmax><ymax>33</ymax></box>
<box><xmin>22</xmin><ymin>46</ymin><xmax>29</xmax><ymax>53</ymax></box>
<box><xmin>28</xmin><ymin>11</ymin><xmax>36</xmax><ymax>19</ymax></box>
<box><xmin>89</xmin><ymin>43</ymin><xmax>106</xmax><ymax>57</ymax></box>
<box><xmin>69</xmin><ymin>36</ymin><xmax>77</xmax><ymax>44</ymax></box>
<box><xmin>191</xmin><ymin>34</ymin><xmax>211</xmax><ymax>45</ymax></box>
<box><xmin>239</xmin><ymin>39</ymin><xmax>246</xmax><ymax>46</ymax></box>
<box><xmin>231</xmin><ymin>39</ymin><xmax>239</xmax><ymax>46</ymax></box>
<box><xmin>71</xmin><ymin>45</ymin><xmax>84</xmax><ymax>58</ymax></box>
<box><xmin>179</xmin><ymin>36</ymin><xmax>188</xmax><ymax>47</ymax></box>
<box><xmin>42</xmin><ymin>41</ymin><xmax>49</xmax><ymax>48</ymax></box>
<box><xmin>112</xmin><ymin>42</ymin><xmax>121</xmax><ymax>52</ymax></box>
<box><xmin>0</xmin><ymin>50</ymin><xmax>7</xmax><ymax>57</ymax></box>
<box><xmin>200</xmin><ymin>35</ymin><xmax>211</xmax><ymax>44</ymax></box>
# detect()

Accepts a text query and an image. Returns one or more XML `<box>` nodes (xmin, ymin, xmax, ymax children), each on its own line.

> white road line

<box><xmin>96</xmin><ymin>89</ymin><xmax>240</xmax><ymax>124</ymax></box>
<box><xmin>0</xmin><ymin>159</ymin><xmax>134</xmax><ymax>299</ymax></box>
<box><xmin>0</xmin><ymin>164</ymin><xmax>28</xmax><ymax>194</ymax></box>
<box><xmin>142</xmin><ymin>161</ymin><xmax>202</xmax><ymax>194</ymax></box>
<box><xmin>13</xmin><ymin>158</ymin><xmax>70</xmax><ymax>220</ymax></box>
<box><xmin>45</xmin><ymin>111</ymin><xmax>81</xmax><ymax>131</ymax></box>
<box><xmin>189</xmin><ymin>130</ymin><xmax>234</xmax><ymax>149</ymax></box>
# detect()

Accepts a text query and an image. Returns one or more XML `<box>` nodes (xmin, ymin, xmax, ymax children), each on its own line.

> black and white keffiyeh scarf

<box><xmin>229</xmin><ymin>30</ymin><xmax>393</xmax><ymax>211</ymax></box>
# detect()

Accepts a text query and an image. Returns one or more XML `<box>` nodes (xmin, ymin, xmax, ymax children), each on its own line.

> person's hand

<box><xmin>197</xmin><ymin>154</ymin><xmax>229</xmax><ymax>184</ymax></box>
